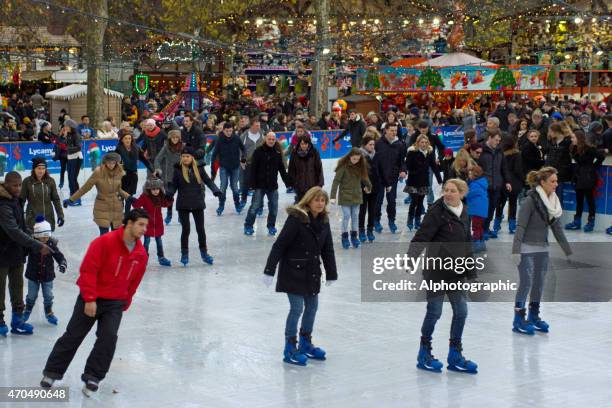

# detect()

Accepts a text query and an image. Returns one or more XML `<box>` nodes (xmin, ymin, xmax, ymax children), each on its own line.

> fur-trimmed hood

<box><xmin>286</xmin><ymin>205</ymin><xmax>329</xmax><ymax>224</ymax></box>
<box><xmin>0</xmin><ymin>183</ymin><xmax>12</xmax><ymax>200</ymax></box>
<box><xmin>408</xmin><ymin>144</ymin><xmax>433</xmax><ymax>154</ymax></box>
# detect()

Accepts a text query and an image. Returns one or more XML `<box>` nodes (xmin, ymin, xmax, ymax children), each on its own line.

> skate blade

<box><xmin>447</xmin><ymin>365</ymin><xmax>477</xmax><ymax>374</ymax></box>
<box><xmin>82</xmin><ymin>387</ymin><xmax>96</xmax><ymax>398</ymax></box>
<box><xmin>283</xmin><ymin>357</ymin><xmax>307</xmax><ymax>366</ymax></box>
<box><xmin>512</xmin><ymin>327</ymin><xmax>535</xmax><ymax>335</ymax></box>
<box><xmin>10</xmin><ymin>329</ymin><xmax>33</xmax><ymax>335</ymax></box>
<box><xmin>305</xmin><ymin>354</ymin><xmax>326</xmax><ymax>361</ymax></box>
<box><xmin>533</xmin><ymin>327</ymin><xmax>549</xmax><ymax>333</ymax></box>
<box><xmin>416</xmin><ymin>363</ymin><xmax>442</xmax><ymax>373</ymax></box>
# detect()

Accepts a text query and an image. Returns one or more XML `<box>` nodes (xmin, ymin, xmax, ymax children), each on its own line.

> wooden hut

<box><xmin>342</xmin><ymin>94</ymin><xmax>380</xmax><ymax>117</ymax></box>
<box><xmin>45</xmin><ymin>84</ymin><xmax>123</xmax><ymax>131</ymax></box>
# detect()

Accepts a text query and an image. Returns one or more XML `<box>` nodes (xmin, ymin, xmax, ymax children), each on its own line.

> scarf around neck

<box><xmin>536</xmin><ymin>185</ymin><xmax>563</xmax><ymax>220</ymax></box>
<box><xmin>359</xmin><ymin>147</ymin><xmax>374</xmax><ymax>160</ymax></box>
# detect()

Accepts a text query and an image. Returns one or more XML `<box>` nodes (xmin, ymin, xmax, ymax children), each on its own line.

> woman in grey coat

<box><xmin>154</xmin><ymin>129</ymin><xmax>183</xmax><ymax>225</ymax></box>
<box><xmin>511</xmin><ymin>166</ymin><xmax>571</xmax><ymax>335</ymax></box>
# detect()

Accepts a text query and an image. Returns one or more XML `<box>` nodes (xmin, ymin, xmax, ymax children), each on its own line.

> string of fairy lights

<box><xmin>3</xmin><ymin>0</ymin><xmax>609</xmax><ymax>72</ymax></box>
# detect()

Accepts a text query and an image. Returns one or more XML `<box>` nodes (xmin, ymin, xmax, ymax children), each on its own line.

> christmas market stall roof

<box><xmin>415</xmin><ymin>52</ymin><xmax>496</xmax><ymax>67</ymax></box>
<box><xmin>45</xmin><ymin>84</ymin><xmax>123</xmax><ymax>101</ymax></box>
<box><xmin>0</xmin><ymin>26</ymin><xmax>79</xmax><ymax>47</ymax></box>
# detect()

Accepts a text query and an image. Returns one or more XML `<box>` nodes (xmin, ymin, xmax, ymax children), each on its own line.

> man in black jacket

<box><xmin>492</xmin><ymin>99</ymin><xmax>515</xmax><ymax>132</ymax></box>
<box><xmin>374</xmin><ymin>123</ymin><xmax>407</xmax><ymax>233</ymax></box>
<box><xmin>213</xmin><ymin>122</ymin><xmax>247</xmax><ymax>215</ymax></box>
<box><xmin>333</xmin><ymin>109</ymin><xmax>366</xmax><ymax>147</ymax></box>
<box><xmin>0</xmin><ymin>172</ymin><xmax>52</xmax><ymax>337</ymax></box>
<box><xmin>244</xmin><ymin>132</ymin><xmax>292</xmax><ymax>236</ymax></box>
<box><xmin>181</xmin><ymin>113</ymin><xmax>206</xmax><ymax>162</ymax></box>
<box><xmin>478</xmin><ymin>131</ymin><xmax>512</xmax><ymax>238</ymax></box>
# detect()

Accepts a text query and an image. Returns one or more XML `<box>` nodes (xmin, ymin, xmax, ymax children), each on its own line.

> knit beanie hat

<box><xmin>32</xmin><ymin>156</ymin><xmax>47</xmax><ymax>169</ymax></box>
<box><xmin>102</xmin><ymin>151</ymin><xmax>121</xmax><ymax>164</ymax></box>
<box><xmin>33</xmin><ymin>215</ymin><xmax>52</xmax><ymax>238</ymax></box>
<box><xmin>63</xmin><ymin>118</ymin><xmax>78</xmax><ymax>130</ymax></box>
<box><xmin>144</xmin><ymin>178</ymin><xmax>164</xmax><ymax>192</ymax></box>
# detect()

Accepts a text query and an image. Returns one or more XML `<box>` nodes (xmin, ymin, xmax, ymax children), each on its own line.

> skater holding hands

<box><xmin>263</xmin><ymin>187</ymin><xmax>337</xmax><ymax>366</ymax></box>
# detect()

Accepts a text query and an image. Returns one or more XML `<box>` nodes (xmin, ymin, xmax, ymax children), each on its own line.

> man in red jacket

<box><xmin>40</xmin><ymin>209</ymin><xmax>149</xmax><ymax>397</ymax></box>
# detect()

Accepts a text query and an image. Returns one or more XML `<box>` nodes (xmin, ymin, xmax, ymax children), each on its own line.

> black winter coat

<box><xmin>406</xmin><ymin>198</ymin><xmax>476</xmax><ymax>283</ymax></box>
<box><xmin>0</xmin><ymin>184</ymin><xmax>42</xmax><ymax>268</ymax></box>
<box><xmin>478</xmin><ymin>144</ymin><xmax>511</xmax><ymax>190</ymax></box>
<box><xmin>571</xmin><ymin>146</ymin><xmax>605</xmax><ymax>189</ymax></box>
<box><xmin>142</xmin><ymin>128</ymin><xmax>167</xmax><ymax>162</ymax></box>
<box><xmin>375</xmin><ymin>137</ymin><xmax>407</xmax><ymax>187</ymax></box>
<box><xmin>520</xmin><ymin>141</ymin><xmax>545</xmax><ymax>180</ymax></box>
<box><xmin>168</xmin><ymin>164</ymin><xmax>220</xmax><ymax>211</ymax></box>
<box><xmin>25</xmin><ymin>239</ymin><xmax>66</xmax><ymax>282</ymax></box>
<box><xmin>405</xmin><ymin>147</ymin><xmax>442</xmax><ymax>188</ymax></box>
<box><xmin>264</xmin><ymin>207</ymin><xmax>337</xmax><ymax>296</ymax></box>
<box><xmin>361</xmin><ymin>151</ymin><xmax>381</xmax><ymax>194</ymax></box>
<box><xmin>66</xmin><ymin>130</ymin><xmax>82</xmax><ymax>155</ymax></box>
<box><xmin>115</xmin><ymin>143</ymin><xmax>153</xmax><ymax>173</ymax></box>
<box><xmin>408</xmin><ymin>131</ymin><xmax>446</xmax><ymax>160</ymax></box>
<box><xmin>544</xmin><ymin>137</ymin><xmax>572</xmax><ymax>182</ymax></box>
<box><xmin>214</xmin><ymin>133</ymin><xmax>246</xmax><ymax>170</ymax></box>
<box><xmin>503</xmin><ymin>150</ymin><xmax>524</xmax><ymax>193</ymax></box>
<box><xmin>249</xmin><ymin>143</ymin><xmax>291</xmax><ymax>190</ymax></box>
<box><xmin>335</xmin><ymin>116</ymin><xmax>367</xmax><ymax>147</ymax></box>
<box><xmin>181</xmin><ymin>125</ymin><xmax>206</xmax><ymax>160</ymax></box>
<box><xmin>288</xmin><ymin>146</ymin><xmax>324</xmax><ymax>195</ymax></box>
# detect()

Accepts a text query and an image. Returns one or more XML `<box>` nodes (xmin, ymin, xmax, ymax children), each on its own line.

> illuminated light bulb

<box><xmin>574</xmin><ymin>17</ymin><xmax>583</xmax><ymax>24</ymax></box>
<box><xmin>373</xmin><ymin>57</ymin><xmax>380</xmax><ymax>63</ymax></box>
<box><xmin>418</xmin><ymin>18</ymin><xmax>424</xmax><ymax>24</ymax></box>
<box><xmin>403</xmin><ymin>20</ymin><xmax>409</xmax><ymax>25</ymax></box>
<box><xmin>288</xmin><ymin>20</ymin><xmax>293</xmax><ymax>24</ymax></box>
<box><xmin>374</xmin><ymin>19</ymin><xmax>379</xmax><ymax>24</ymax></box>
<box><xmin>361</xmin><ymin>19</ymin><xmax>367</xmax><ymax>25</ymax></box>
<box><xmin>322</xmin><ymin>48</ymin><xmax>330</xmax><ymax>55</ymax></box>
<box><xmin>564</xmin><ymin>54</ymin><xmax>571</xmax><ymax>59</ymax></box>
<box><xmin>448</xmin><ymin>20</ymin><xmax>454</xmax><ymax>25</ymax></box>
<box><xmin>596</xmin><ymin>50</ymin><xmax>604</xmax><ymax>56</ymax></box>
<box><xmin>433</xmin><ymin>18</ymin><xmax>440</xmax><ymax>25</ymax></box>
<box><xmin>255</xmin><ymin>18</ymin><xmax>263</xmax><ymax>26</ymax></box>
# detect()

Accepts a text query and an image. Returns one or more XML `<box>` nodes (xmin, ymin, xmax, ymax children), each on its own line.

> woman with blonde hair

<box><xmin>263</xmin><ymin>186</ymin><xmax>337</xmax><ymax>366</ymax></box>
<box><xmin>166</xmin><ymin>147</ymin><xmax>221</xmax><ymax>266</ymax></box>
<box><xmin>512</xmin><ymin>167</ymin><xmax>571</xmax><ymax>335</ymax></box>
<box><xmin>407</xmin><ymin>178</ymin><xmax>478</xmax><ymax>374</ymax></box>
<box><xmin>404</xmin><ymin>135</ymin><xmax>442</xmax><ymax>230</ymax></box>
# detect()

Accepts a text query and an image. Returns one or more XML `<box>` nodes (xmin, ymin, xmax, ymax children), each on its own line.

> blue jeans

<box><xmin>375</xmin><ymin>182</ymin><xmax>398</xmax><ymax>223</ymax></box>
<box><xmin>244</xmin><ymin>189</ymin><xmax>278</xmax><ymax>228</ymax></box>
<box><xmin>285</xmin><ymin>293</ymin><xmax>318</xmax><ymax>339</ymax></box>
<box><xmin>219</xmin><ymin>167</ymin><xmax>240</xmax><ymax>206</ymax></box>
<box><xmin>341</xmin><ymin>205</ymin><xmax>360</xmax><ymax>232</ymax></box>
<box><xmin>515</xmin><ymin>252</ymin><xmax>549</xmax><ymax>307</ymax></box>
<box><xmin>98</xmin><ymin>226</ymin><xmax>116</xmax><ymax>236</ymax></box>
<box><xmin>421</xmin><ymin>290</ymin><xmax>468</xmax><ymax>342</ymax></box>
<box><xmin>143</xmin><ymin>236</ymin><xmax>164</xmax><ymax>258</ymax></box>
<box><xmin>67</xmin><ymin>158</ymin><xmax>82</xmax><ymax>196</ymax></box>
<box><xmin>26</xmin><ymin>279</ymin><xmax>54</xmax><ymax>309</ymax></box>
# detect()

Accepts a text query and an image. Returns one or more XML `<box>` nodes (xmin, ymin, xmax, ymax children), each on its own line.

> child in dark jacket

<box><xmin>132</xmin><ymin>178</ymin><xmax>174</xmax><ymax>266</ymax></box>
<box><xmin>23</xmin><ymin>216</ymin><xmax>67</xmax><ymax>325</ymax></box>
<box><xmin>466</xmin><ymin>165</ymin><xmax>489</xmax><ymax>253</ymax></box>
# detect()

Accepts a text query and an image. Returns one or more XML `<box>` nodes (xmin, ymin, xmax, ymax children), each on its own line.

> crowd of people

<box><xmin>1</xmin><ymin>87</ymin><xmax>612</xmax><ymax>395</ymax></box>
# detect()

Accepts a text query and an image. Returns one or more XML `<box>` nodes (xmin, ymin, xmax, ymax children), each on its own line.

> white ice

<box><xmin>1</xmin><ymin>161</ymin><xmax>611</xmax><ymax>407</ymax></box>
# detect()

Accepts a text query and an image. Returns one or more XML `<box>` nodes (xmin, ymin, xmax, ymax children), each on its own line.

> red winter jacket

<box><xmin>132</xmin><ymin>193</ymin><xmax>173</xmax><ymax>237</ymax></box>
<box><xmin>77</xmin><ymin>227</ymin><xmax>148</xmax><ymax>311</ymax></box>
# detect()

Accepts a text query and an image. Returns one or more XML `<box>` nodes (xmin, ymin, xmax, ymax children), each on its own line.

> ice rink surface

<box><xmin>2</xmin><ymin>161</ymin><xmax>612</xmax><ymax>407</ymax></box>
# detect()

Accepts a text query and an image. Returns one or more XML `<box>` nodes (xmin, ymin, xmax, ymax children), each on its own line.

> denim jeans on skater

<box><xmin>375</xmin><ymin>183</ymin><xmax>398</xmax><ymax>223</ymax></box>
<box><xmin>143</xmin><ymin>236</ymin><xmax>165</xmax><ymax>258</ymax></box>
<box><xmin>285</xmin><ymin>293</ymin><xmax>318</xmax><ymax>339</ymax></box>
<box><xmin>26</xmin><ymin>279</ymin><xmax>54</xmax><ymax>309</ymax></box>
<box><xmin>515</xmin><ymin>252</ymin><xmax>549</xmax><ymax>307</ymax></box>
<box><xmin>244</xmin><ymin>189</ymin><xmax>278</xmax><ymax>228</ymax></box>
<box><xmin>421</xmin><ymin>290</ymin><xmax>468</xmax><ymax>342</ymax></box>
<box><xmin>341</xmin><ymin>205</ymin><xmax>360</xmax><ymax>233</ymax></box>
<box><xmin>219</xmin><ymin>167</ymin><xmax>241</xmax><ymax>206</ymax></box>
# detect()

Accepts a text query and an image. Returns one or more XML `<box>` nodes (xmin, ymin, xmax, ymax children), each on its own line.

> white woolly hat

<box><xmin>33</xmin><ymin>215</ymin><xmax>52</xmax><ymax>238</ymax></box>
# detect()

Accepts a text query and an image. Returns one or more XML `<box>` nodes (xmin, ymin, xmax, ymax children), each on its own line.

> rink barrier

<box><xmin>2</xmin><ymin>128</ymin><xmax>610</xmax><ymax>215</ymax></box>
